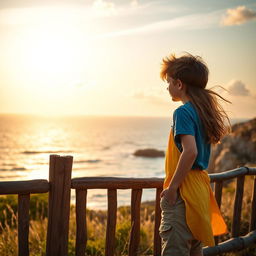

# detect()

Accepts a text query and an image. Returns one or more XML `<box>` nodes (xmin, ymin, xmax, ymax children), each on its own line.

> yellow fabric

<box><xmin>163</xmin><ymin>129</ymin><xmax>229</xmax><ymax>247</ymax></box>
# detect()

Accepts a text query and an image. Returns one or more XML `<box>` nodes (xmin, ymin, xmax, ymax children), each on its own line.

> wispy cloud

<box><xmin>0</xmin><ymin>1</ymin><xmax>181</xmax><ymax>27</ymax></box>
<box><xmin>227</xmin><ymin>80</ymin><xmax>251</xmax><ymax>96</ymax></box>
<box><xmin>221</xmin><ymin>6</ymin><xmax>256</xmax><ymax>26</ymax></box>
<box><xmin>0</xmin><ymin>1</ymin><xmax>209</xmax><ymax>39</ymax></box>
<box><xmin>132</xmin><ymin>88</ymin><xmax>169</xmax><ymax>105</ymax></box>
<box><xmin>96</xmin><ymin>10</ymin><xmax>222</xmax><ymax>38</ymax></box>
<box><xmin>2</xmin><ymin>3</ymin><xmax>255</xmax><ymax>41</ymax></box>
<box><xmin>130</xmin><ymin>0</ymin><xmax>139</xmax><ymax>8</ymax></box>
<box><xmin>0</xmin><ymin>6</ymin><xmax>90</xmax><ymax>26</ymax></box>
<box><xmin>90</xmin><ymin>0</ymin><xmax>184</xmax><ymax>19</ymax></box>
<box><xmin>92</xmin><ymin>0</ymin><xmax>116</xmax><ymax>17</ymax></box>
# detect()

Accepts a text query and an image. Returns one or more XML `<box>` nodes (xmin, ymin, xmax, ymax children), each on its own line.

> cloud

<box><xmin>0</xmin><ymin>6</ymin><xmax>92</xmax><ymax>26</ymax></box>
<box><xmin>130</xmin><ymin>0</ymin><xmax>139</xmax><ymax>8</ymax></box>
<box><xmin>0</xmin><ymin>3</ymin><xmax>219</xmax><ymax>39</ymax></box>
<box><xmin>221</xmin><ymin>6</ymin><xmax>256</xmax><ymax>26</ymax></box>
<box><xmin>96</xmin><ymin>10</ymin><xmax>221</xmax><ymax>38</ymax></box>
<box><xmin>132</xmin><ymin>88</ymin><xmax>169</xmax><ymax>105</ymax></box>
<box><xmin>70</xmin><ymin>79</ymin><xmax>99</xmax><ymax>92</ymax></box>
<box><xmin>227</xmin><ymin>80</ymin><xmax>250</xmax><ymax>96</ymax></box>
<box><xmin>92</xmin><ymin>0</ymin><xmax>116</xmax><ymax>17</ymax></box>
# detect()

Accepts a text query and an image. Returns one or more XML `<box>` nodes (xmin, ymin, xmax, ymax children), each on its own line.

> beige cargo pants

<box><xmin>159</xmin><ymin>189</ymin><xmax>203</xmax><ymax>256</ymax></box>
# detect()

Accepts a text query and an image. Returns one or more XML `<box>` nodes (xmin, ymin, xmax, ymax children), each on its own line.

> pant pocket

<box><xmin>160</xmin><ymin>193</ymin><xmax>179</xmax><ymax>210</ymax></box>
<box><xmin>159</xmin><ymin>223</ymin><xmax>173</xmax><ymax>239</ymax></box>
<box><xmin>159</xmin><ymin>223</ymin><xmax>172</xmax><ymax>232</ymax></box>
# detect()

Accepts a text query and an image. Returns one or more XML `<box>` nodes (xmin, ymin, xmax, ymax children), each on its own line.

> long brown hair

<box><xmin>160</xmin><ymin>53</ymin><xmax>231</xmax><ymax>144</ymax></box>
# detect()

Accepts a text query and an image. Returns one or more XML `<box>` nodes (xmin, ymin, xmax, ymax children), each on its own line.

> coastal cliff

<box><xmin>208</xmin><ymin>118</ymin><xmax>256</xmax><ymax>173</ymax></box>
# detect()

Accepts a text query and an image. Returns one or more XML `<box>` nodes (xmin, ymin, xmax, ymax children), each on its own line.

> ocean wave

<box><xmin>0</xmin><ymin>168</ymin><xmax>9</xmax><ymax>171</ymax></box>
<box><xmin>124</xmin><ymin>140</ymin><xmax>140</xmax><ymax>146</ymax></box>
<box><xmin>0</xmin><ymin>174</ymin><xmax>22</xmax><ymax>179</ymax></box>
<box><xmin>0</xmin><ymin>167</ymin><xmax>26</xmax><ymax>171</ymax></box>
<box><xmin>22</xmin><ymin>150</ymin><xmax>73</xmax><ymax>155</ymax></box>
<box><xmin>11</xmin><ymin>167</ymin><xmax>27</xmax><ymax>171</ymax></box>
<box><xmin>154</xmin><ymin>171</ymin><xmax>164</xmax><ymax>176</ymax></box>
<box><xmin>92</xmin><ymin>194</ymin><xmax>106</xmax><ymax>198</ymax></box>
<box><xmin>102</xmin><ymin>146</ymin><xmax>110</xmax><ymax>150</ymax></box>
<box><xmin>74</xmin><ymin>159</ymin><xmax>101</xmax><ymax>164</ymax></box>
<box><xmin>2</xmin><ymin>163</ymin><xmax>16</xmax><ymax>166</ymax></box>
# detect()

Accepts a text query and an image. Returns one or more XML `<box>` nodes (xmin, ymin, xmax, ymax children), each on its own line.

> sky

<box><xmin>0</xmin><ymin>0</ymin><xmax>256</xmax><ymax>118</ymax></box>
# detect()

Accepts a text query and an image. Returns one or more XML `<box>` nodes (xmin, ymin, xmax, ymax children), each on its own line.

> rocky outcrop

<box><xmin>134</xmin><ymin>148</ymin><xmax>165</xmax><ymax>158</ymax></box>
<box><xmin>208</xmin><ymin>118</ymin><xmax>256</xmax><ymax>173</ymax></box>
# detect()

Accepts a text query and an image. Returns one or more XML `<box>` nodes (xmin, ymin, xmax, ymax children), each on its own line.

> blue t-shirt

<box><xmin>172</xmin><ymin>101</ymin><xmax>211</xmax><ymax>170</ymax></box>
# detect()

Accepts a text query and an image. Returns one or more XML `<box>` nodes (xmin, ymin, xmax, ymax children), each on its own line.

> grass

<box><xmin>0</xmin><ymin>175</ymin><xmax>255</xmax><ymax>255</ymax></box>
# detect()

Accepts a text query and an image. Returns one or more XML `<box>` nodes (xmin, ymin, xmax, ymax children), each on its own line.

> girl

<box><xmin>159</xmin><ymin>53</ymin><xmax>230</xmax><ymax>256</ymax></box>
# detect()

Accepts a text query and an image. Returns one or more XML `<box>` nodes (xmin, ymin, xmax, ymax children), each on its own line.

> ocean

<box><xmin>0</xmin><ymin>114</ymin><xmax>172</xmax><ymax>209</ymax></box>
<box><xmin>0</xmin><ymin>114</ymin><xmax>246</xmax><ymax>209</ymax></box>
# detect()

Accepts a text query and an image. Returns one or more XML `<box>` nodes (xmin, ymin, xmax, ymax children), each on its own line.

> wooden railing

<box><xmin>72</xmin><ymin>176</ymin><xmax>164</xmax><ymax>256</ymax></box>
<box><xmin>0</xmin><ymin>155</ymin><xmax>73</xmax><ymax>256</ymax></box>
<box><xmin>0</xmin><ymin>154</ymin><xmax>255</xmax><ymax>256</ymax></box>
<box><xmin>72</xmin><ymin>167</ymin><xmax>256</xmax><ymax>256</ymax></box>
<box><xmin>204</xmin><ymin>167</ymin><xmax>256</xmax><ymax>256</ymax></box>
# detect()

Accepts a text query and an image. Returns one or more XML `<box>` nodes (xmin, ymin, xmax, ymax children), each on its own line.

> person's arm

<box><xmin>161</xmin><ymin>134</ymin><xmax>198</xmax><ymax>204</ymax></box>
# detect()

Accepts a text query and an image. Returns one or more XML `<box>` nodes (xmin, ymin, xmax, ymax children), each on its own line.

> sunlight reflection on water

<box><xmin>0</xmin><ymin>114</ymin><xmax>170</xmax><ymax>209</ymax></box>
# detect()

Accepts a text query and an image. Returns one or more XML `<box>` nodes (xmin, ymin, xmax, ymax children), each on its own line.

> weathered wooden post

<box><xmin>46</xmin><ymin>154</ymin><xmax>73</xmax><ymax>256</ymax></box>
<box><xmin>75</xmin><ymin>189</ymin><xmax>87</xmax><ymax>256</ymax></box>
<box><xmin>250</xmin><ymin>175</ymin><xmax>256</xmax><ymax>231</ymax></box>
<box><xmin>18</xmin><ymin>194</ymin><xmax>30</xmax><ymax>256</ymax></box>
<box><xmin>128</xmin><ymin>188</ymin><xmax>142</xmax><ymax>256</ymax></box>
<box><xmin>154</xmin><ymin>188</ymin><xmax>162</xmax><ymax>256</ymax></box>
<box><xmin>105</xmin><ymin>189</ymin><xmax>117</xmax><ymax>256</ymax></box>
<box><xmin>231</xmin><ymin>176</ymin><xmax>245</xmax><ymax>237</ymax></box>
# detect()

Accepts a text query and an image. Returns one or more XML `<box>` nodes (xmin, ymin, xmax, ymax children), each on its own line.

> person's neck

<box><xmin>180</xmin><ymin>95</ymin><xmax>190</xmax><ymax>104</ymax></box>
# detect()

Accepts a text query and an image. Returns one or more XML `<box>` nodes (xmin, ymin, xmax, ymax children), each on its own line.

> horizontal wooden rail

<box><xmin>72</xmin><ymin>167</ymin><xmax>256</xmax><ymax>190</ymax></box>
<box><xmin>0</xmin><ymin>179</ymin><xmax>49</xmax><ymax>195</ymax></box>
<box><xmin>72</xmin><ymin>177</ymin><xmax>164</xmax><ymax>189</ymax></box>
<box><xmin>203</xmin><ymin>230</ymin><xmax>256</xmax><ymax>255</ymax></box>
<box><xmin>209</xmin><ymin>167</ymin><xmax>256</xmax><ymax>182</ymax></box>
<box><xmin>0</xmin><ymin>167</ymin><xmax>253</xmax><ymax>195</ymax></box>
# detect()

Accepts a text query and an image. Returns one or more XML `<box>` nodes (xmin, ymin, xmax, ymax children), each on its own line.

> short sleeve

<box><xmin>173</xmin><ymin>107</ymin><xmax>195</xmax><ymax>149</ymax></box>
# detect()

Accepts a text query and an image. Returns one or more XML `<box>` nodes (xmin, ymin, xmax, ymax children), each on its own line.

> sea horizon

<box><xmin>0</xmin><ymin>114</ymin><xmax>252</xmax><ymax>209</ymax></box>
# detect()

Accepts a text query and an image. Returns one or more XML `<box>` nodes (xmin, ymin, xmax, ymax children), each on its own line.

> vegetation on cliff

<box><xmin>209</xmin><ymin>118</ymin><xmax>256</xmax><ymax>173</ymax></box>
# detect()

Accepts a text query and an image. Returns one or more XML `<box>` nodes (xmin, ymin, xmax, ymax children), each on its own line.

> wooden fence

<box><xmin>0</xmin><ymin>154</ymin><xmax>255</xmax><ymax>256</ymax></box>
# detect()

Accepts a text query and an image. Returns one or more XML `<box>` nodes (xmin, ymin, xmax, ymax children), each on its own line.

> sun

<box><xmin>21</xmin><ymin>26</ymin><xmax>88</xmax><ymax>89</ymax></box>
<box><xmin>1</xmin><ymin>6</ymin><xmax>119</xmax><ymax>116</ymax></box>
<box><xmin>26</xmin><ymin>30</ymin><xmax>76</xmax><ymax>76</ymax></box>
<box><xmin>7</xmin><ymin>7</ymin><xmax>93</xmax><ymax>94</ymax></box>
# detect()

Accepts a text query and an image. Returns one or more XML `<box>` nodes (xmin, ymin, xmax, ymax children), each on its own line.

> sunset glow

<box><xmin>0</xmin><ymin>1</ymin><xmax>255</xmax><ymax>118</ymax></box>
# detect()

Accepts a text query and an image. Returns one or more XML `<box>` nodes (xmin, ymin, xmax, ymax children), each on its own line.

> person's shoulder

<box><xmin>173</xmin><ymin>102</ymin><xmax>193</xmax><ymax>117</ymax></box>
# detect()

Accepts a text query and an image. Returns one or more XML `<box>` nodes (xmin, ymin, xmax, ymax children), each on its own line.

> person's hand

<box><xmin>160</xmin><ymin>188</ymin><xmax>178</xmax><ymax>207</ymax></box>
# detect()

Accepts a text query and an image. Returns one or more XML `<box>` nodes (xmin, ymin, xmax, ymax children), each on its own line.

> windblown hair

<box><xmin>160</xmin><ymin>53</ymin><xmax>231</xmax><ymax>144</ymax></box>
